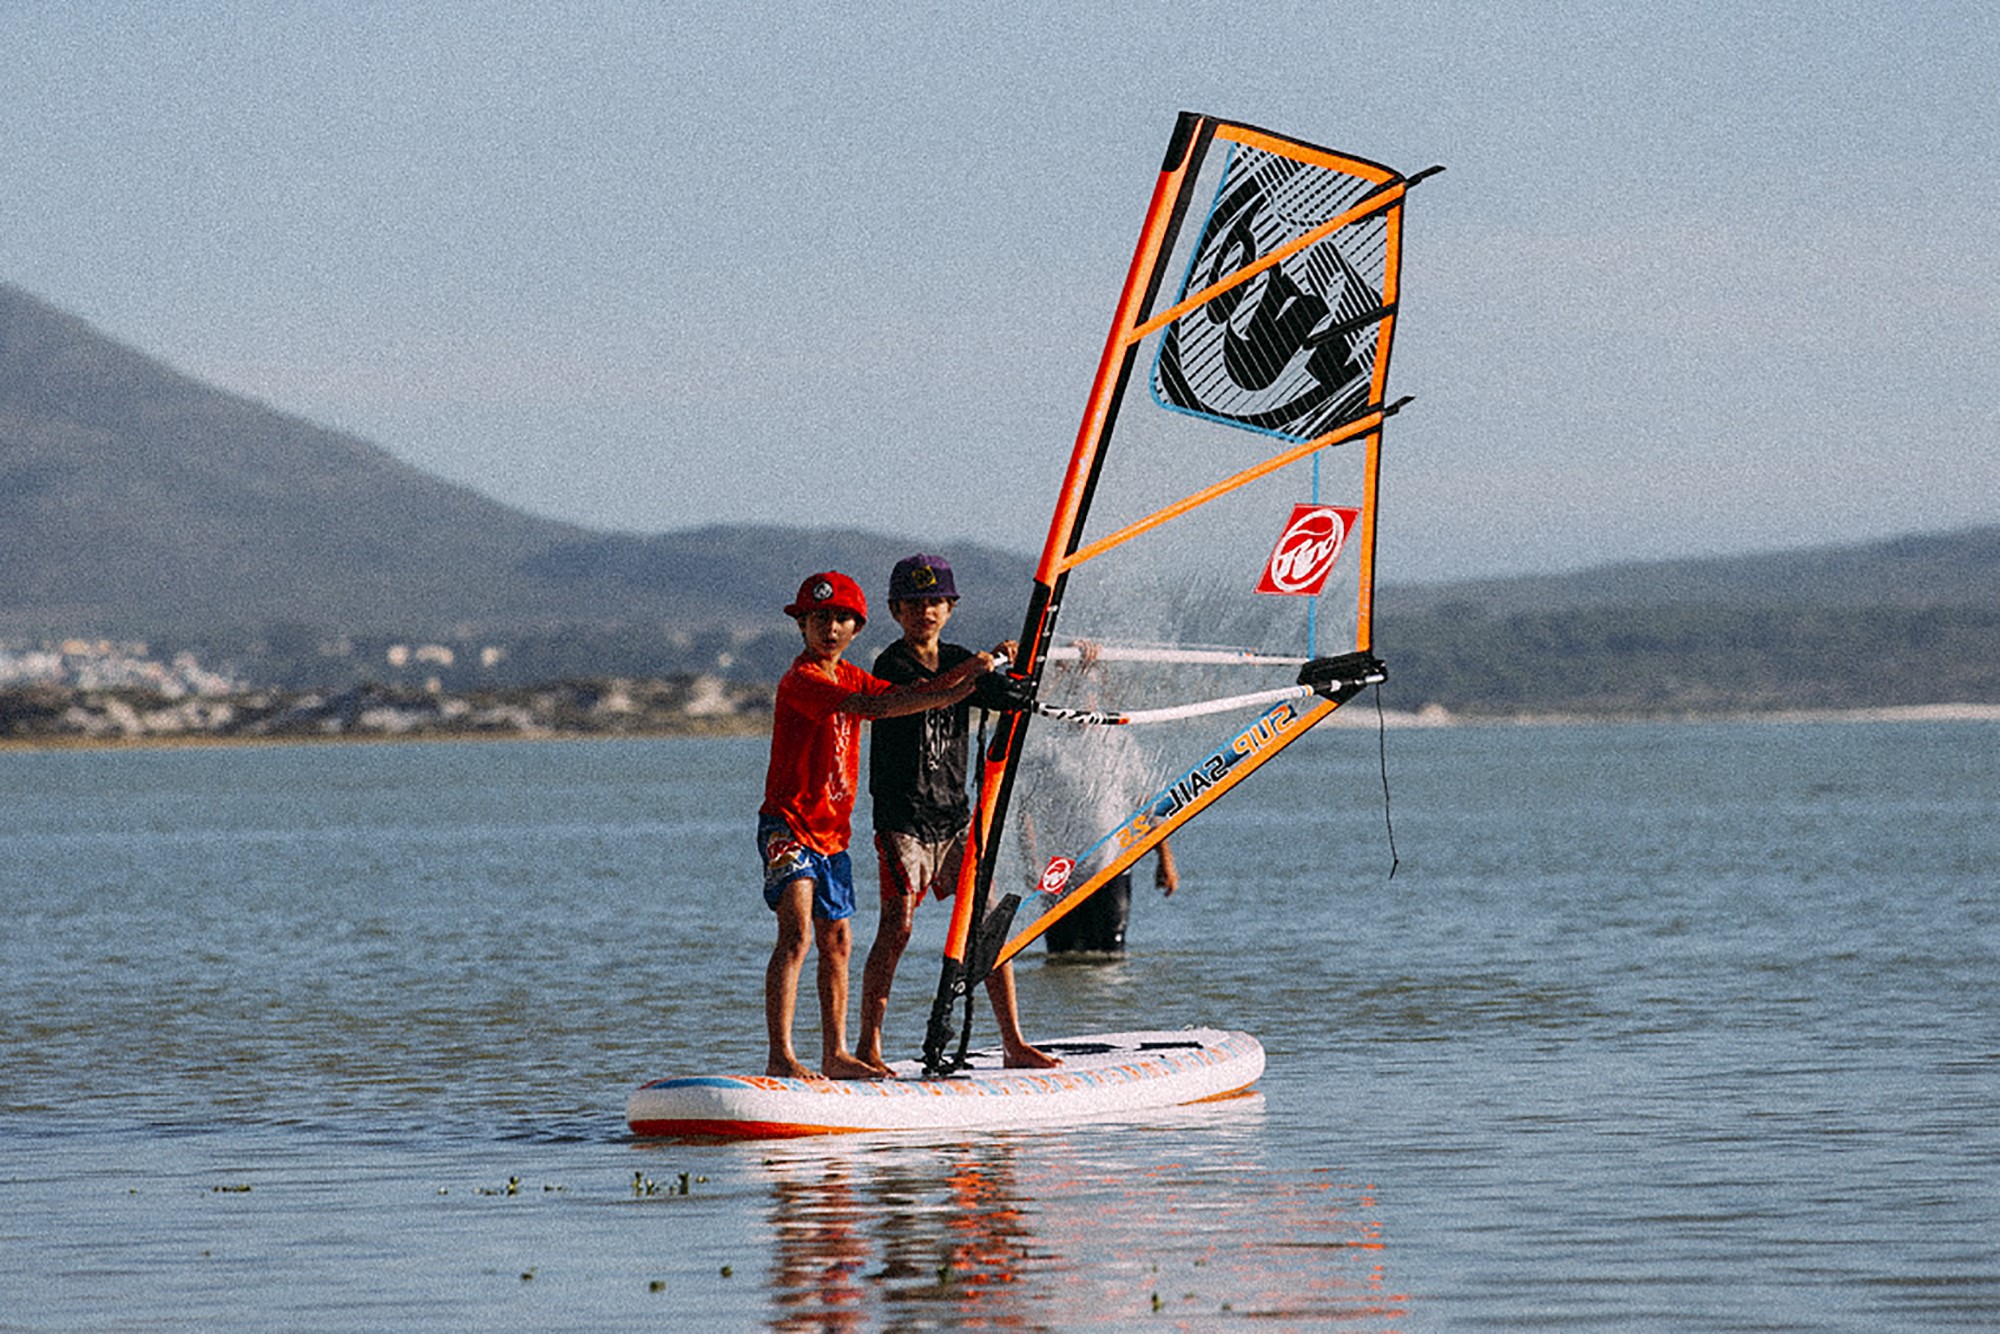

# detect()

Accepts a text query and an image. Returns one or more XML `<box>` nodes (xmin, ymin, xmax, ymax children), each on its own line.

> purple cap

<box><xmin>888</xmin><ymin>554</ymin><xmax>958</xmax><ymax>603</ymax></box>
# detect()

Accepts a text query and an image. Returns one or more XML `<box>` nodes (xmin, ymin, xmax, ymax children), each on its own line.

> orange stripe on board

<box><xmin>628</xmin><ymin>1119</ymin><xmax>866</xmax><ymax>1140</ymax></box>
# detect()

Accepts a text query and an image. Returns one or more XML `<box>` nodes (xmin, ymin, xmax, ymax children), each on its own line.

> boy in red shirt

<box><xmin>760</xmin><ymin>571</ymin><xmax>1004</xmax><ymax>1080</ymax></box>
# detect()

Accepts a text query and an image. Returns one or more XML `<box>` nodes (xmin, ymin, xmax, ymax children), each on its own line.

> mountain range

<box><xmin>3</xmin><ymin>281</ymin><xmax>1995</xmax><ymax>712</ymax></box>
<box><xmin>0</xmin><ymin>283</ymin><xmax>1034</xmax><ymax>679</ymax></box>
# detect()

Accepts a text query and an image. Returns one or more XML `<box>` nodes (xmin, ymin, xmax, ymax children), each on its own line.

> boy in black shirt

<box><xmin>856</xmin><ymin>554</ymin><xmax>1058</xmax><ymax>1075</ymax></box>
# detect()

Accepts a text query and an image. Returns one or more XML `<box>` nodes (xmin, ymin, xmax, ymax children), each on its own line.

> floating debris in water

<box><xmin>632</xmin><ymin>1169</ymin><xmax>697</xmax><ymax>1198</ymax></box>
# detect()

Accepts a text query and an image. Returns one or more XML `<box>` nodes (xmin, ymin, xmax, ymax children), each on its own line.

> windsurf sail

<box><xmin>923</xmin><ymin>114</ymin><xmax>1436</xmax><ymax>1075</ymax></box>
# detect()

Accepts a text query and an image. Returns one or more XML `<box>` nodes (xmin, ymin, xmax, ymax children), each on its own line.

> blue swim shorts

<box><xmin>757</xmin><ymin>814</ymin><xmax>855</xmax><ymax>922</ymax></box>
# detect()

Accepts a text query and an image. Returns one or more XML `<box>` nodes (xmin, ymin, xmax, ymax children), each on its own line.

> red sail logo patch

<box><xmin>1038</xmin><ymin>857</ymin><xmax>1076</xmax><ymax>895</ymax></box>
<box><xmin>1257</xmin><ymin>504</ymin><xmax>1358</xmax><ymax>595</ymax></box>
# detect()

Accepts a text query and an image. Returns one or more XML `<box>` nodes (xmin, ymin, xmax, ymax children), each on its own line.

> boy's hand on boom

<box><xmin>840</xmin><ymin>647</ymin><xmax>994</xmax><ymax>720</ymax></box>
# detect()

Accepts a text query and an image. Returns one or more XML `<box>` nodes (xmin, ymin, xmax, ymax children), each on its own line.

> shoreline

<box><xmin>1323</xmin><ymin>701</ymin><xmax>2000</xmax><ymax>728</ymax></box>
<box><xmin>6</xmin><ymin>701</ymin><xmax>1996</xmax><ymax>755</ymax></box>
<box><xmin>0</xmin><ymin>717</ymin><xmax>766</xmax><ymax>754</ymax></box>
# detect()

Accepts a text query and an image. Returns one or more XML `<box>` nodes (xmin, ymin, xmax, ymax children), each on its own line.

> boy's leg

<box><xmin>813</xmin><ymin>913</ymin><xmax>876</xmax><ymax>1080</ymax></box>
<box><xmin>858</xmin><ymin>831</ymin><xmax>922</xmax><ymax>1075</ymax></box>
<box><xmin>984</xmin><ymin>962</ymin><xmax>1060</xmax><ymax>1069</ymax></box>
<box><xmin>765</xmin><ymin>878</ymin><xmax>818</xmax><ymax>1079</ymax></box>
<box><xmin>858</xmin><ymin>887</ymin><xmax>917</xmax><ymax>1074</ymax></box>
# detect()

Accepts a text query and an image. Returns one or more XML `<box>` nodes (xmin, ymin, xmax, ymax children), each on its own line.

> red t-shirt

<box><xmin>761</xmin><ymin>653</ymin><xmax>893</xmax><ymax>854</ymax></box>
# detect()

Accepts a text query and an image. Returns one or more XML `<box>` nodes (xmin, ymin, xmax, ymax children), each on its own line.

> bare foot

<box><xmin>823</xmin><ymin>1051</ymin><xmax>884</xmax><ymax>1081</ymax></box>
<box><xmin>766</xmin><ymin>1056</ymin><xmax>821</xmax><ymax>1080</ymax></box>
<box><xmin>1003</xmin><ymin>1043</ymin><xmax>1062</xmax><ymax>1070</ymax></box>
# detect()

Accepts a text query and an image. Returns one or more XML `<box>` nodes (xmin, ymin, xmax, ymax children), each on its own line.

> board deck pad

<box><xmin>627</xmin><ymin>1028</ymin><xmax>1264</xmax><ymax>1139</ymax></box>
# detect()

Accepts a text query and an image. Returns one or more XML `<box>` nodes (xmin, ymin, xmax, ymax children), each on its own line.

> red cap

<box><xmin>784</xmin><ymin>571</ymin><xmax>868</xmax><ymax>626</ymax></box>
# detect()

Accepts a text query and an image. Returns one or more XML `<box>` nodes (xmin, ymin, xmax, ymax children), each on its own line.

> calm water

<box><xmin>3</xmin><ymin>722</ymin><xmax>1996</xmax><ymax>1330</ymax></box>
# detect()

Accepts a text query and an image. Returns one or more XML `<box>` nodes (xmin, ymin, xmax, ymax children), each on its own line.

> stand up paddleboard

<box><xmin>627</xmin><ymin>1028</ymin><xmax>1262</xmax><ymax>1139</ymax></box>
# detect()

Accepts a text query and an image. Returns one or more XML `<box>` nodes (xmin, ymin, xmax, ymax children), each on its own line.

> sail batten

<box><xmin>922</xmin><ymin>113</ymin><xmax>1429</xmax><ymax>1075</ymax></box>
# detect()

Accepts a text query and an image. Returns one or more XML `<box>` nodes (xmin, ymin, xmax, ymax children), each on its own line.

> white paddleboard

<box><xmin>627</xmin><ymin>1028</ymin><xmax>1264</xmax><ymax>1139</ymax></box>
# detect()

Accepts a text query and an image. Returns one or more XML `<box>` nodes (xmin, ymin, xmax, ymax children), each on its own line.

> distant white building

<box><xmin>0</xmin><ymin>640</ymin><xmax>241</xmax><ymax>696</ymax></box>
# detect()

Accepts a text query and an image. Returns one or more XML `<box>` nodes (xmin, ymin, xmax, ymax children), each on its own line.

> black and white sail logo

<box><xmin>1153</xmin><ymin>153</ymin><xmax>1387</xmax><ymax>441</ymax></box>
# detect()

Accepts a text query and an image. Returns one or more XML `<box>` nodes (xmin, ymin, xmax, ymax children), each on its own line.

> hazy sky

<box><xmin>4</xmin><ymin>1</ymin><xmax>1993</xmax><ymax>582</ymax></box>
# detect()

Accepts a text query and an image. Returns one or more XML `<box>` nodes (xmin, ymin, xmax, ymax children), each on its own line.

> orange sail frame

<box><xmin>922</xmin><ymin>113</ymin><xmax>1425</xmax><ymax>1072</ymax></box>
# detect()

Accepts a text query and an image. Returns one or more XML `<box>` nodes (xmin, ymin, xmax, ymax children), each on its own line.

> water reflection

<box><xmin>761</xmin><ymin>1139</ymin><xmax>1039</xmax><ymax>1331</ymax></box>
<box><xmin>748</xmin><ymin>1103</ymin><xmax>1408</xmax><ymax>1329</ymax></box>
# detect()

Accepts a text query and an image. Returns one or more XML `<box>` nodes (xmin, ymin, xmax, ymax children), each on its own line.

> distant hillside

<box><xmin>0</xmin><ymin>284</ymin><xmax>1033</xmax><ymax>673</ymax></box>
<box><xmin>0</xmin><ymin>284</ymin><xmax>593</xmax><ymax>633</ymax></box>
<box><xmin>516</xmin><ymin>526</ymin><xmax>1035</xmax><ymax>644</ymax></box>
<box><xmin>3</xmin><ymin>281</ymin><xmax>1993</xmax><ymax>713</ymax></box>
<box><xmin>1377</xmin><ymin>527</ymin><xmax>2000</xmax><ymax>716</ymax></box>
<box><xmin>1381</xmin><ymin>527</ymin><xmax>2000</xmax><ymax>616</ymax></box>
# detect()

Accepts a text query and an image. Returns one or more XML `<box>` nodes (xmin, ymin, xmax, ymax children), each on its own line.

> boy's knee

<box><xmin>815</xmin><ymin>916</ymin><xmax>852</xmax><ymax>956</ymax></box>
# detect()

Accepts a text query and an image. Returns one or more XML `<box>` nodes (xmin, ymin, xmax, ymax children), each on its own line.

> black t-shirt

<box><xmin>868</xmin><ymin>639</ymin><xmax>974</xmax><ymax>842</ymax></box>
